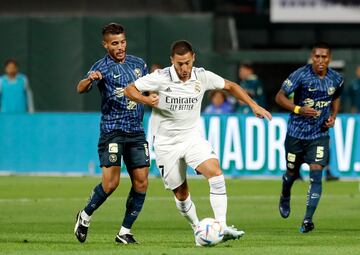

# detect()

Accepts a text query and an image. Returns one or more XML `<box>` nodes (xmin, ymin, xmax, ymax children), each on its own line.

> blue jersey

<box><xmin>88</xmin><ymin>54</ymin><xmax>148</xmax><ymax>134</ymax></box>
<box><xmin>281</xmin><ymin>64</ymin><xmax>343</xmax><ymax>140</ymax></box>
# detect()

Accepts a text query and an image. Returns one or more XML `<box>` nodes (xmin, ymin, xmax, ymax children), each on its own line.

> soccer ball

<box><xmin>195</xmin><ymin>218</ymin><xmax>224</xmax><ymax>246</ymax></box>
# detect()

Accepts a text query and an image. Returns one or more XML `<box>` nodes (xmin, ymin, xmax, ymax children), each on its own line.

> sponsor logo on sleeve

<box><xmin>134</xmin><ymin>68</ymin><xmax>142</xmax><ymax>78</ymax></box>
<box><xmin>284</xmin><ymin>79</ymin><xmax>293</xmax><ymax>87</ymax></box>
<box><xmin>327</xmin><ymin>86</ymin><xmax>335</xmax><ymax>95</ymax></box>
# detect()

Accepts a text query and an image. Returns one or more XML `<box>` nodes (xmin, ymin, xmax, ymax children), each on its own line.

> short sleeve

<box><xmin>135</xmin><ymin>72</ymin><xmax>162</xmax><ymax>92</ymax></box>
<box><xmin>142</xmin><ymin>61</ymin><xmax>148</xmax><ymax>76</ymax></box>
<box><xmin>203</xmin><ymin>70</ymin><xmax>225</xmax><ymax>90</ymax></box>
<box><xmin>333</xmin><ymin>77</ymin><xmax>344</xmax><ymax>100</ymax></box>
<box><xmin>281</xmin><ymin>68</ymin><xmax>304</xmax><ymax>95</ymax></box>
<box><xmin>85</xmin><ymin>62</ymin><xmax>107</xmax><ymax>88</ymax></box>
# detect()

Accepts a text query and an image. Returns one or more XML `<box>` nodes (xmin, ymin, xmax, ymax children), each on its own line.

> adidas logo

<box><xmin>165</xmin><ymin>87</ymin><xmax>172</xmax><ymax>92</ymax></box>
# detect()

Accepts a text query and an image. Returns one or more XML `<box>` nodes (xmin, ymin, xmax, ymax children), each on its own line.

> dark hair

<box><xmin>4</xmin><ymin>58</ymin><xmax>18</xmax><ymax>67</ymax></box>
<box><xmin>171</xmin><ymin>40</ymin><xmax>193</xmax><ymax>57</ymax></box>
<box><xmin>102</xmin><ymin>23</ymin><xmax>125</xmax><ymax>37</ymax></box>
<box><xmin>312</xmin><ymin>41</ymin><xmax>331</xmax><ymax>53</ymax></box>
<box><xmin>239</xmin><ymin>61</ymin><xmax>254</xmax><ymax>70</ymax></box>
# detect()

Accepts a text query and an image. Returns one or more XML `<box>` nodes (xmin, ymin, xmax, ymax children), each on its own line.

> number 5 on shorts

<box><xmin>316</xmin><ymin>146</ymin><xmax>324</xmax><ymax>159</ymax></box>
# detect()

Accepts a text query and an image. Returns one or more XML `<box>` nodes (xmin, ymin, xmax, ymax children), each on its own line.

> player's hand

<box><xmin>252</xmin><ymin>105</ymin><xmax>272</xmax><ymax>121</ymax></box>
<box><xmin>88</xmin><ymin>71</ymin><xmax>102</xmax><ymax>81</ymax></box>
<box><xmin>146</xmin><ymin>92</ymin><xmax>159</xmax><ymax>107</ymax></box>
<box><xmin>324</xmin><ymin>115</ymin><xmax>336</xmax><ymax>128</ymax></box>
<box><xmin>299</xmin><ymin>106</ymin><xmax>318</xmax><ymax>117</ymax></box>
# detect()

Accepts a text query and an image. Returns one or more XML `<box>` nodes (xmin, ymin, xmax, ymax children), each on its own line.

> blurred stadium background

<box><xmin>0</xmin><ymin>0</ymin><xmax>359</xmax><ymax>177</ymax></box>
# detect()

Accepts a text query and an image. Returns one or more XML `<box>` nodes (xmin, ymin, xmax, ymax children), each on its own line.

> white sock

<box><xmin>81</xmin><ymin>210</ymin><xmax>91</xmax><ymax>221</ymax></box>
<box><xmin>119</xmin><ymin>226</ymin><xmax>131</xmax><ymax>235</ymax></box>
<box><xmin>174</xmin><ymin>194</ymin><xmax>199</xmax><ymax>230</ymax></box>
<box><xmin>208</xmin><ymin>175</ymin><xmax>227</xmax><ymax>227</ymax></box>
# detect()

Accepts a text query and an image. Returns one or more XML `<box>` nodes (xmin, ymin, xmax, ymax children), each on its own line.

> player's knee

<box><xmin>175</xmin><ymin>192</ymin><xmax>189</xmax><ymax>201</ymax></box>
<box><xmin>103</xmin><ymin>179</ymin><xmax>119</xmax><ymax>193</ymax></box>
<box><xmin>208</xmin><ymin>168</ymin><xmax>222</xmax><ymax>178</ymax></box>
<box><xmin>286</xmin><ymin>169</ymin><xmax>295</xmax><ymax>176</ymax></box>
<box><xmin>215</xmin><ymin>169</ymin><xmax>223</xmax><ymax>176</ymax></box>
<box><xmin>173</xmin><ymin>188</ymin><xmax>189</xmax><ymax>201</ymax></box>
<box><xmin>133</xmin><ymin>178</ymin><xmax>148</xmax><ymax>193</ymax></box>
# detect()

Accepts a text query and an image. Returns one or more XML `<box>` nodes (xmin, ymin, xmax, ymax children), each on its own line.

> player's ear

<box><xmin>102</xmin><ymin>40</ymin><xmax>108</xmax><ymax>50</ymax></box>
<box><xmin>170</xmin><ymin>56</ymin><xmax>174</xmax><ymax>65</ymax></box>
<box><xmin>193</xmin><ymin>53</ymin><xmax>196</xmax><ymax>63</ymax></box>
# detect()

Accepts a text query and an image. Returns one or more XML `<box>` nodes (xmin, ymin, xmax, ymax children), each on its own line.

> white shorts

<box><xmin>154</xmin><ymin>132</ymin><xmax>218</xmax><ymax>190</ymax></box>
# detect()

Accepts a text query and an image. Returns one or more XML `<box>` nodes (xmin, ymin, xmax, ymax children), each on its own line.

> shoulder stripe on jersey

<box><xmin>169</xmin><ymin>69</ymin><xmax>174</xmax><ymax>81</ymax></box>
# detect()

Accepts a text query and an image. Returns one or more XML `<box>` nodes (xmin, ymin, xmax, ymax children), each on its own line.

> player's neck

<box><xmin>109</xmin><ymin>54</ymin><xmax>126</xmax><ymax>64</ymax></box>
<box><xmin>7</xmin><ymin>74</ymin><xmax>16</xmax><ymax>80</ymax></box>
<box><xmin>180</xmin><ymin>77</ymin><xmax>190</xmax><ymax>82</ymax></box>
<box><xmin>317</xmin><ymin>70</ymin><xmax>327</xmax><ymax>79</ymax></box>
<box><xmin>312</xmin><ymin>67</ymin><xmax>327</xmax><ymax>79</ymax></box>
<box><xmin>177</xmin><ymin>73</ymin><xmax>191</xmax><ymax>82</ymax></box>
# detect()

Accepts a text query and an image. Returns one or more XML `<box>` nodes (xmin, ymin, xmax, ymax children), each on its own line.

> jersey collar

<box><xmin>170</xmin><ymin>65</ymin><xmax>197</xmax><ymax>83</ymax></box>
<box><xmin>106</xmin><ymin>54</ymin><xmax>126</xmax><ymax>65</ymax></box>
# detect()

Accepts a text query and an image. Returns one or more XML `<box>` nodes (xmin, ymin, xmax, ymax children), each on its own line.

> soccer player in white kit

<box><xmin>124</xmin><ymin>40</ymin><xmax>272</xmax><ymax>244</ymax></box>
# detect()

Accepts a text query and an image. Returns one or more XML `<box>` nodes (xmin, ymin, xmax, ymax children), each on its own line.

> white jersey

<box><xmin>135</xmin><ymin>65</ymin><xmax>225</xmax><ymax>138</ymax></box>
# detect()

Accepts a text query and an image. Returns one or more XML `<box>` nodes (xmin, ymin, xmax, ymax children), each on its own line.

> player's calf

<box><xmin>304</xmin><ymin>170</ymin><xmax>322</xmax><ymax>220</ymax></box>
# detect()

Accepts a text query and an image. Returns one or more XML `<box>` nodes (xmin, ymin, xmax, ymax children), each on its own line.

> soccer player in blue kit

<box><xmin>275</xmin><ymin>42</ymin><xmax>343</xmax><ymax>233</ymax></box>
<box><xmin>74</xmin><ymin>23</ymin><xmax>150</xmax><ymax>244</ymax></box>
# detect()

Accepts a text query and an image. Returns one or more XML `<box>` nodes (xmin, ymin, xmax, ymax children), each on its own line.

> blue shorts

<box><xmin>285</xmin><ymin>135</ymin><xmax>329</xmax><ymax>170</ymax></box>
<box><xmin>97</xmin><ymin>131</ymin><xmax>150</xmax><ymax>169</ymax></box>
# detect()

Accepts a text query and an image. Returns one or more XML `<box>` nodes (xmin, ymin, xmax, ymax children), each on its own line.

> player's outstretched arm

<box><xmin>275</xmin><ymin>89</ymin><xmax>318</xmax><ymax>117</ymax></box>
<box><xmin>124</xmin><ymin>84</ymin><xmax>159</xmax><ymax>107</ymax></box>
<box><xmin>224</xmin><ymin>79</ymin><xmax>272</xmax><ymax>120</ymax></box>
<box><xmin>76</xmin><ymin>71</ymin><xmax>102</xmax><ymax>94</ymax></box>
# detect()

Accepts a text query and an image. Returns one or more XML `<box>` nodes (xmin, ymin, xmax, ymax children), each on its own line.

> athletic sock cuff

<box><xmin>130</xmin><ymin>187</ymin><xmax>146</xmax><ymax>199</ymax></box>
<box><xmin>283</xmin><ymin>172</ymin><xmax>296</xmax><ymax>182</ymax></box>
<box><xmin>309</xmin><ymin>171</ymin><xmax>323</xmax><ymax>183</ymax></box>
<box><xmin>174</xmin><ymin>194</ymin><xmax>193</xmax><ymax>213</ymax></box>
<box><xmin>208</xmin><ymin>175</ymin><xmax>226</xmax><ymax>195</ymax></box>
<box><xmin>95</xmin><ymin>183</ymin><xmax>109</xmax><ymax>198</ymax></box>
<box><xmin>174</xmin><ymin>193</ymin><xmax>191</xmax><ymax>204</ymax></box>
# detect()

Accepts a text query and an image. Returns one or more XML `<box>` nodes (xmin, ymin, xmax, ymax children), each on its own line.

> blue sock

<box><xmin>304</xmin><ymin>171</ymin><xmax>323</xmax><ymax>221</ymax></box>
<box><xmin>281</xmin><ymin>172</ymin><xmax>297</xmax><ymax>197</ymax></box>
<box><xmin>122</xmin><ymin>188</ymin><xmax>146</xmax><ymax>229</ymax></box>
<box><xmin>84</xmin><ymin>183</ymin><xmax>108</xmax><ymax>216</ymax></box>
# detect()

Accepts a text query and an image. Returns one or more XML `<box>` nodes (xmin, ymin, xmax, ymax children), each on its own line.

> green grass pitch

<box><xmin>0</xmin><ymin>176</ymin><xmax>359</xmax><ymax>255</ymax></box>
